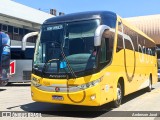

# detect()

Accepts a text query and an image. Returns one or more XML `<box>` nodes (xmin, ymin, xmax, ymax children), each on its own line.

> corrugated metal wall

<box><xmin>125</xmin><ymin>15</ymin><xmax>160</xmax><ymax>45</ymax></box>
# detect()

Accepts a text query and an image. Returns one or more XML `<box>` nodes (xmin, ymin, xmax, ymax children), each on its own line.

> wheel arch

<box><xmin>150</xmin><ymin>73</ymin><xmax>152</xmax><ymax>85</ymax></box>
<box><xmin>113</xmin><ymin>76</ymin><xmax>125</xmax><ymax>100</ymax></box>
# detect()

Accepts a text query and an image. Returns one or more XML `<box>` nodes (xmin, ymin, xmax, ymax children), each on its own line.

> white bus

<box><xmin>5</xmin><ymin>32</ymin><xmax>38</xmax><ymax>86</ymax></box>
<box><xmin>8</xmin><ymin>45</ymin><xmax>34</xmax><ymax>85</ymax></box>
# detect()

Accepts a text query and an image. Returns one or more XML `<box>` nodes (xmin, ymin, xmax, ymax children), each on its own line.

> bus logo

<box><xmin>10</xmin><ymin>61</ymin><xmax>16</xmax><ymax>75</ymax></box>
<box><xmin>55</xmin><ymin>87</ymin><xmax>60</xmax><ymax>92</ymax></box>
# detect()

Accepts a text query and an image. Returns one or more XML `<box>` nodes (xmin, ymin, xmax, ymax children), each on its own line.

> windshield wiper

<box><xmin>61</xmin><ymin>50</ymin><xmax>77</xmax><ymax>78</ymax></box>
<box><xmin>51</xmin><ymin>41</ymin><xmax>77</xmax><ymax>78</ymax></box>
<box><xmin>60</xmin><ymin>45</ymin><xmax>77</xmax><ymax>79</ymax></box>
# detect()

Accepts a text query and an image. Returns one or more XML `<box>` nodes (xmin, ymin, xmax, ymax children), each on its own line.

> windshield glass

<box><xmin>34</xmin><ymin>19</ymin><xmax>100</xmax><ymax>74</ymax></box>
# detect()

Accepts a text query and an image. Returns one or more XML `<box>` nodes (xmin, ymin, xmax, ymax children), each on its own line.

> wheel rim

<box><xmin>0</xmin><ymin>81</ymin><xmax>8</xmax><ymax>86</ymax></box>
<box><xmin>117</xmin><ymin>86</ymin><xmax>122</xmax><ymax>104</ymax></box>
<box><xmin>149</xmin><ymin>79</ymin><xmax>152</xmax><ymax>89</ymax></box>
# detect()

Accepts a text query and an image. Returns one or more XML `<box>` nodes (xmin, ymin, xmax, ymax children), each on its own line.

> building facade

<box><xmin>0</xmin><ymin>0</ymin><xmax>54</xmax><ymax>45</ymax></box>
<box><xmin>126</xmin><ymin>15</ymin><xmax>160</xmax><ymax>46</ymax></box>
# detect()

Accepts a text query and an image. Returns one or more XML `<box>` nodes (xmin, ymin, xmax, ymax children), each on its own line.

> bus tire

<box><xmin>146</xmin><ymin>76</ymin><xmax>152</xmax><ymax>92</ymax></box>
<box><xmin>0</xmin><ymin>80</ymin><xmax>9</xmax><ymax>86</ymax></box>
<box><xmin>112</xmin><ymin>82</ymin><xmax>123</xmax><ymax>108</ymax></box>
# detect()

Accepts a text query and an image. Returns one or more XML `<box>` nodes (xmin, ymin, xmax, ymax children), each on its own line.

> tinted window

<box><xmin>102</xmin><ymin>14</ymin><xmax>116</xmax><ymax>28</ymax></box>
<box><xmin>100</xmin><ymin>30</ymin><xmax>114</xmax><ymax>63</ymax></box>
<box><xmin>138</xmin><ymin>35</ymin><xmax>156</xmax><ymax>56</ymax></box>
<box><xmin>116</xmin><ymin>35</ymin><xmax>123</xmax><ymax>52</ymax></box>
<box><xmin>11</xmin><ymin>48</ymin><xmax>34</xmax><ymax>59</ymax></box>
<box><xmin>116</xmin><ymin>22</ymin><xmax>124</xmax><ymax>52</ymax></box>
<box><xmin>122</xmin><ymin>24</ymin><xmax>156</xmax><ymax>56</ymax></box>
<box><xmin>2</xmin><ymin>25</ymin><xmax>8</xmax><ymax>32</ymax></box>
<box><xmin>41</xmin><ymin>24</ymin><xmax>64</xmax><ymax>45</ymax></box>
<box><xmin>157</xmin><ymin>50</ymin><xmax>160</xmax><ymax>59</ymax></box>
<box><xmin>124</xmin><ymin>39</ymin><xmax>133</xmax><ymax>50</ymax></box>
<box><xmin>123</xmin><ymin>25</ymin><xmax>135</xmax><ymax>51</ymax></box>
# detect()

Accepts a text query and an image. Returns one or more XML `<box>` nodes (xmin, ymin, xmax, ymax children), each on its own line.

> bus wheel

<box><xmin>0</xmin><ymin>81</ymin><xmax>9</xmax><ymax>86</ymax></box>
<box><xmin>146</xmin><ymin>76</ymin><xmax>152</xmax><ymax>92</ymax></box>
<box><xmin>112</xmin><ymin>83</ymin><xmax>122</xmax><ymax>108</ymax></box>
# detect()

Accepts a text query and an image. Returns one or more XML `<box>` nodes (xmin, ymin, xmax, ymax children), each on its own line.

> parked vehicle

<box><xmin>27</xmin><ymin>11</ymin><xmax>157</xmax><ymax>107</ymax></box>
<box><xmin>0</xmin><ymin>32</ymin><xmax>11</xmax><ymax>86</ymax></box>
<box><xmin>157</xmin><ymin>48</ymin><xmax>160</xmax><ymax>81</ymax></box>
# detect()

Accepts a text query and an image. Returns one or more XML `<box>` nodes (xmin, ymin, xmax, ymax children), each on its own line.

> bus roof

<box><xmin>43</xmin><ymin>11</ymin><xmax>117</xmax><ymax>24</ymax></box>
<box><xmin>43</xmin><ymin>11</ymin><xmax>155</xmax><ymax>44</ymax></box>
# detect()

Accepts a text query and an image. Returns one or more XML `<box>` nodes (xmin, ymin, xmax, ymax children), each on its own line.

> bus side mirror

<box><xmin>94</xmin><ymin>25</ymin><xmax>110</xmax><ymax>46</ymax></box>
<box><xmin>94</xmin><ymin>25</ymin><xmax>115</xmax><ymax>47</ymax></box>
<box><xmin>22</xmin><ymin>32</ymin><xmax>39</xmax><ymax>51</ymax></box>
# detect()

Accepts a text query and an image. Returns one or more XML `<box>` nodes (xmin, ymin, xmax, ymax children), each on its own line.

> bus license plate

<box><xmin>52</xmin><ymin>95</ymin><xmax>64</xmax><ymax>101</ymax></box>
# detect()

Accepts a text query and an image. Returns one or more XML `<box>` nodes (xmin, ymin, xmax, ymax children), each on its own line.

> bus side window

<box><xmin>116</xmin><ymin>35</ymin><xmax>123</xmax><ymax>52</ymax></box>
<box><xmin>124</xmin><ymin>38</ymin><xmax>133</xmax><ymax>50</ymax></box>
<box><xmin>116</xmin><ymin>22</ymin><xmax>123</xmax><ymax>52</ymax></box>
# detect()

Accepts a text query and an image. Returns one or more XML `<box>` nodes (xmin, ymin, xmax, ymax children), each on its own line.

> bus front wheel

<box><xmin>146</xmin><ymin>76</ymin><xmax>152</xmax><ymax>92</ymax></box>
<box><xmin>112</xmin><ymin>82</ymin><xmax>123</xmax><ymax>108</ymax></box>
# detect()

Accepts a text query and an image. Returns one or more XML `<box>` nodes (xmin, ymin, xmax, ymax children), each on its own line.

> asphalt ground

<box><xmin>0</xmin><ymin>81</ymin><xmax>160</xmax><ymax>120</ymax></box>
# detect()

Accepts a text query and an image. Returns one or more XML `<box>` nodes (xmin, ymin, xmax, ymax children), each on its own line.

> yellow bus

<box><xmin>30</xmin><ymin>11</ymin><xmax>157</xmax><ymax>107</ymax></box>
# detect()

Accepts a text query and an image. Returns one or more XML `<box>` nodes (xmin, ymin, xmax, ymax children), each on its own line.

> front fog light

<box><xmin>31</xmin><ymin>77</ymin><xmax>41</xmax><ymax>87</ymax></box>
<box><xmin>90</xmin><ymin>94</ymin><xmax>96</xmax><ymax>100</ymax></box>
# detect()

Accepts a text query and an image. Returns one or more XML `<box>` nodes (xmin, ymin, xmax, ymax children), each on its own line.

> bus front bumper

<box><xmin>31</xmin><ymin>84</ymin><xmax>101</xmax><ymax>106</ymax></box>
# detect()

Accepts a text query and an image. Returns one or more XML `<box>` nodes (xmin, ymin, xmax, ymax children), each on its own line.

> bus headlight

<box><xmin>77</xmin><ymin>77</ymin><xmax>102</xmax><ymax>90</ymax></box>
<box><xmin>31</xmin><ymin>77</ymin><xmax>41</xmax><ymax>87</ymax></box>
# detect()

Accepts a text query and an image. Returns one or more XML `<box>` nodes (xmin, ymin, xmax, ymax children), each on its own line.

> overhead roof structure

<box><xmin>125</xmin><ymin>14</ymin><xmax>160</xmax><ymax>45</ymax></box>
<box><xmin>0</xmin><ymin>0</ymin><xmax>54</xmax><ymax>30</ymax></box>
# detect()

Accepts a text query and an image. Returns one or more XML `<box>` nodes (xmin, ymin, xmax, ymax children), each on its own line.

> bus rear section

<box><xmin>0</xmin><ymin>32</ymin><xmax>11</xmax><ymax>86</ymax></box>
<box><xmin>9</xmin><ymin>46</ymin><xmax>34</xmax><ymax>84</ymax></box>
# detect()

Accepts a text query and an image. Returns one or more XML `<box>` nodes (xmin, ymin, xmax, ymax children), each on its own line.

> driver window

<box><xmin>100</xmin><ymin>30</ymin><xmax>114</xmax><ymax>63</ymax></box>
<box><xmin>100</xmin><ymin>38</ymin><xmax>107</xmax><ymax>62</ymax></box>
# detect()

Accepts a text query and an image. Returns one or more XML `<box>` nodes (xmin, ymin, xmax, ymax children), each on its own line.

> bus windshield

<box><xmin>33</xmin><ymin>19</ymin><xmax>100</xmax><ymax>74</ymax></box>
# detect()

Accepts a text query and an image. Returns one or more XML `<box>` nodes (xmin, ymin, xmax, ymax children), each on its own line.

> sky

<box><xmin>13</xmin><ymin>0</ymin><xmax>160</xmax><ymax>18</ymax></box>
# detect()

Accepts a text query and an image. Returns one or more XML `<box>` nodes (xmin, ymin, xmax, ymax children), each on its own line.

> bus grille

<box><xmin>23</xmin><ymin>71</ymin><xmax>32</xmax><ymax>80</ymax></box>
